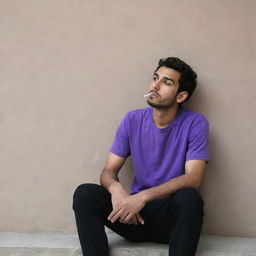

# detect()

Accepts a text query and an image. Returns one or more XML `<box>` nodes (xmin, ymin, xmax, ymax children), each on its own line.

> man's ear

<box><xmin>176</xmin><ymin>91</ymin><xmax>189</xmax><ymax>104</ymax></box>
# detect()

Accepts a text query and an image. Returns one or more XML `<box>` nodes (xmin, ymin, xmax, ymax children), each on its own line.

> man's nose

<box><xmin>152</xmin><ymin>79</ymin><xmax>161</xmax><ymax>90</ymax></box>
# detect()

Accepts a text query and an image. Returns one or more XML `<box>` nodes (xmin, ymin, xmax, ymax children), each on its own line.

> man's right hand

<box><xmin>109</xmin><ymin>182</ymin><xmax>144</xmax><ymax>225</ymax></box>
<box><xmin>100</xmin><ymin>153</ymin><xmax>144</xmax><ymax>225</ymax></box>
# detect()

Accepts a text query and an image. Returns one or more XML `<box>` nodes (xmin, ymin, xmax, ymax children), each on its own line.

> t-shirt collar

<box><xmin>150</xmin><ymin>106</ymin><xmax>184</xmax><ymax>133</ymax></box>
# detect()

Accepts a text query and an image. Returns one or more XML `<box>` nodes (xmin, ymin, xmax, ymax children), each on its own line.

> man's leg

<box><xmin>168</xmin><ymin>187</ymin><xmax>204</xmax><ymax>256</ymax></box>
<box><xmin>72</xmin><ymin>183</ymin><xmax>112</xmax><ymax>256</ymax></box>
<box><xmin>72</xmin><ymin>183</ymin><xmax>151</xmax><ymax>256</ymax></box>
<box><xmin>146</xmin><ymin>187</ymin><xmax>204</xmax><ymax>256</ymax></box>
<box><xmin>107</xmin><ymin>186</ymin><xmax>204</xmax><ymax>253</ymax></box>
<box><xmin>73</xmin><ymin>184</ymin><xmax>203</xmax><ymax>256</ymax></box>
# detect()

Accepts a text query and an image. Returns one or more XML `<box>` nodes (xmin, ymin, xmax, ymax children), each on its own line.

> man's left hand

<box><xmin>108</xmin><ymin>193</ymin><xmax>146</xmax><ymax>224</ymax></box>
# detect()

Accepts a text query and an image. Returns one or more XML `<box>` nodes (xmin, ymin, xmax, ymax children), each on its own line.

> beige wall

<box><xmin>0</xmin><ymin>0</ymin><xmax>255</xmax><ymax>236</ymax></box>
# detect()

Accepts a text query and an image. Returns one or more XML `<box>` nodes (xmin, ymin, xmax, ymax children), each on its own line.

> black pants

<box><xmin>73</xmin><ymin>183</ymin><xmax>204</xmax><ymax>256</ymax></box>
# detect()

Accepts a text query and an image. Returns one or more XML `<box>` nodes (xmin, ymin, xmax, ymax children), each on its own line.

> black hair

<box><xmin>155</xmin><ymin>57</ymin><xmax>198</xmax><ymax>103</ymax></box>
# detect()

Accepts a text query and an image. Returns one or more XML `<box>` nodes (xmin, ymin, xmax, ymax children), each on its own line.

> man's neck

<box><xmin>153</xmin><ymin>105</ymin><xmax>179</xmax><ymax>128</ymax></box>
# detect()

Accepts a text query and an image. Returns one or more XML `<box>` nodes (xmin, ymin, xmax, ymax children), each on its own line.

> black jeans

<box><xmin>73</xmin><ymin>183</ymin><xmax>204</xmax><ymax>256</ymax></box>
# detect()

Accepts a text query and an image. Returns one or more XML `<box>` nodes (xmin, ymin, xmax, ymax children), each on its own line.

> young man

<box><xmin>73</xmin><ymin>57</ymin><xmax>209</xmax><ymax>256</ymax></box>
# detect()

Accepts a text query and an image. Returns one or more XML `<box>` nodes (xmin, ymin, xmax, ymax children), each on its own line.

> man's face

<box><xmin>147</xmin><ymin>66</ymin><xmax>181</xmax><ymax>109</ymax></box>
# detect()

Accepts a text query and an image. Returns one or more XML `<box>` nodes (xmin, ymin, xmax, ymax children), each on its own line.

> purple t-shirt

<box><xmin>110</xmin><ymin>107</ymin><xmax>209</xmax><ymax>194</ymax></box>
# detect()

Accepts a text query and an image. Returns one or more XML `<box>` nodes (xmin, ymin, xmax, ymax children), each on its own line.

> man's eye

<box><xmin>153</xmin><ymin>75</ymin><xmax>157</xmax><ymax>80</ymax></box>
<box><xmin>165</xmin><ymin>81</ymin><xmax>172</xmax><ymax>86</ymax></box>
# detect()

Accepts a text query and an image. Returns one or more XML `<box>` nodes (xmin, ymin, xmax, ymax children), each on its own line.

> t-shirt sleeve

<box><xmin>110</xmin><ymin>113</ymin><xmax>131</xmax><ymax>158</ymax></box>
<box><xmin>186</xmin><ymin>115</ymin><xmax>210</xmax><ymax>162</ymax></box>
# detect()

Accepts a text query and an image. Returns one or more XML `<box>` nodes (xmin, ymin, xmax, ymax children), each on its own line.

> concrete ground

<box><xmin>0</xmin><ymin>229</ymin><xmax>256</xmax><ymax>256</ymax></box>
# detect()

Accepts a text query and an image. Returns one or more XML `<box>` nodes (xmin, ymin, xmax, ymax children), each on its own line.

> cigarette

<box><xmin>143</xmin><ymin>92</ymin><xmax>153</xmax><ymax>98</ymax></box>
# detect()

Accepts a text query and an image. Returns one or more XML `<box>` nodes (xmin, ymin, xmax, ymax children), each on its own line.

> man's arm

<box><xmin>139</xmin><ymin>159</ymin><xmax>206</xmax><ymax>202</ymax></box>
<box><xmin>108</xmin><ymin>159</ymin><xmax>206</xmax><ymax>224</ymax></box>
<box><xmin>100</xmin><ymin>152</ymin><xmax>126</xmax><ymax>193</ymax></box>
<box><xmin>100</xmin><ymin>152</ymin><xmax>144</xmax><ymax>225</ymax></box>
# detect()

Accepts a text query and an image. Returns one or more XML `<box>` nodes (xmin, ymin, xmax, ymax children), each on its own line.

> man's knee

<box><xmin>173</xmin><ymin>187</ymin><xmax>204</xmax><ymax>215</ymax></box>
<box><xmin>72</xmin><ymin>183</ymin><xmax>100</xmax><ymax>210</ymax></box>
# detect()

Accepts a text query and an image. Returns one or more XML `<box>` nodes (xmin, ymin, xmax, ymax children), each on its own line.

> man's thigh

<box><xmin>105</xmin><ymin>194</ymin><xmax>175</xmax><ymax>243</ymax></box>
<box><xmin>139</xmin><ymin>188</ymin><xmax>204</xmax><ymax>243</ymax></box>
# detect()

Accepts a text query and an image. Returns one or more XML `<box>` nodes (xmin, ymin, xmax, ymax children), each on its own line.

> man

<box><xmin>73</xmin><ymin>57</ymin><xmax>209</xmax><ymax>256</ymax></box>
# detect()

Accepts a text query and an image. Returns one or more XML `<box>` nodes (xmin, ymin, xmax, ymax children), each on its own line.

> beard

<box><xmin>147</xmin><ymin>96</ymin><xmax>177</xmax><ymax>109</ymax></box>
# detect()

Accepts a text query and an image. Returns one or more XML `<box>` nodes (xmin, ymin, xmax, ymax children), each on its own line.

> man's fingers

<box><xmin>130</xmin><ymin>215</ymin><xmax>138</xmax><ymax>225</ymax></box>
<box><xmin>108</xmin><ymin>209</ymin><xmax>123</xmax><ymax>223</ymax></box>
<box><xmin>108</xmin><ymin>209</ymin><xmax>117</xmax><ymax>221</ymax></box>
<box><xmin>136</xmin><ymin>213</ymin><xmax>145</xmax><ymax>224</ymax></box>
<box><xmin>108</xmin><ymin>207</ymin><xmax>144</xmax><ymax>225</ymax></box>
<box><xmin>123</xmin><ymin>213</ymin><xmax>143</xmax><ymax>225</ymax></box>
<box><xmin>123</xmin><ymin>213</ymin><xmax>134</xmax><ymax>224</ymax></box>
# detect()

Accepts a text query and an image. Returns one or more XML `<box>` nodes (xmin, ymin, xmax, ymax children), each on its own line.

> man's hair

<box><xmin>155</xmin><ymin>57</ymin><xmax>198</xmax><ymax>103</ymax></box>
